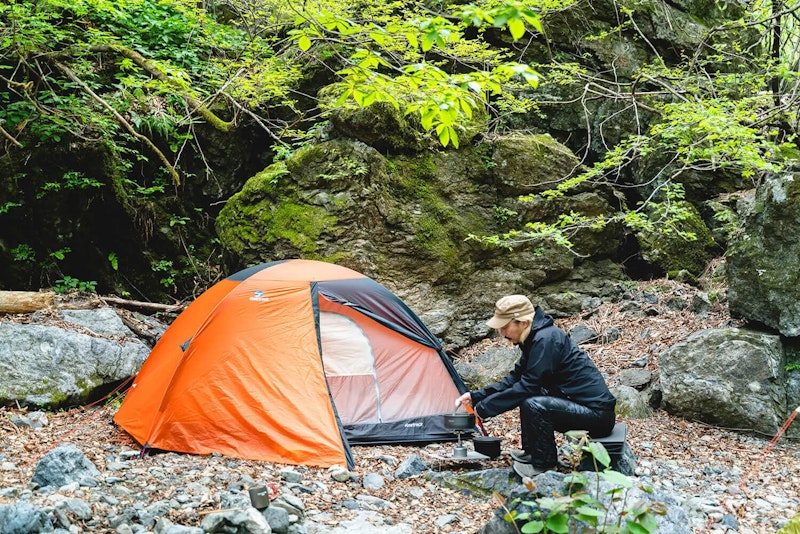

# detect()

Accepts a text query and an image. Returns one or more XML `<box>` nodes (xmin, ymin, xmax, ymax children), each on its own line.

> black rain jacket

<box><xmin>471</xmin><ymin>306</ymin><xmax>616</xmax><ymax>419</ymax></box>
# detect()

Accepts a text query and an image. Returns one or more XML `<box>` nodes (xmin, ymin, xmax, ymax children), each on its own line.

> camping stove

<box><xmin>440</xmin><ymin>407</ymin><xmax>489</xmax><ymax>460</ymax></box>
<box><xmin>451</xmin><ymin>429</ymin><xmax>469</xmax><ymax>458</ymax></box>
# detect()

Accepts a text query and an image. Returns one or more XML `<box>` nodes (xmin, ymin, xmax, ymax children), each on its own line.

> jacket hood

<box><xmin>532</xmin><ymin>306</ymin><xmax>554</xmax><ymax>330</ymax></box>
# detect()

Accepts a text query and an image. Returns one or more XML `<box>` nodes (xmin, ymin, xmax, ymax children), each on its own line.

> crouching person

<box><xmin>456</xmin><ymin>294</ymin><xmax>617</xmax><ymax>477</ymax></box>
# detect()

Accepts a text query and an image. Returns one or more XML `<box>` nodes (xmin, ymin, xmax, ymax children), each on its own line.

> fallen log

<box><xmin>0</xmin><ymin>291</ymin><xmax>56</xmax><ymax>314</ymax></box>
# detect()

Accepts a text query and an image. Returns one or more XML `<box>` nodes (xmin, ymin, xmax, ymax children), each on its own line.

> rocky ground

<box><xmin>1</xmin><ymin>277</ymin><xmax>799</xmax><ymax>533</ymax></box>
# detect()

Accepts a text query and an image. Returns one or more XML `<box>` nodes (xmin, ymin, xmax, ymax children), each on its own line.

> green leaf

<box><xmin>297</xmin><ymin>35</ymin><xmax>312</xmax><ymax>51</ymax></box>
<box><xmin>508</xmin><ymin>18</ymin><xmax>525</xmax><ymax>40</ymax></box>
<box><xmin>420</xmin><ymin>108</ymin><xmax>437</xmax><ymax>130</ymax></box>
<box><xmin>587</xmin><ymin>441</ymin><xmax>611</xmax><ymax>467</ymax></box>
<box><xmin>575</xmin><ymin>505</ymin><xmax>605</xmax><ymax>519</ymax></box>
<box><xmin>599</xmin><ymin>470</ymin><xmax>633</xmax><ymax>488</ymax></box>
<box><xmin>520</xmin><ymin>520</ymin><xmax>545</xmax><ymax>533</ymax></box>
<box><xmin>544</xmin><ymin>513</ymin><xmax>570</xmax><ymax>533</ymax></box>
<box><xmin>467</xmin><ymin>81</ymin><xmax>483</xmax><ymax>94</ymax></box>
<box><xmin>334</xmin><ymin>88</ymin><xmax>353</xmax><ymax>107</ymax></box>
<box><xmin>436</xmin><ymin>123</ymin><xmax>451</xmax><ymax>146</ymax></box>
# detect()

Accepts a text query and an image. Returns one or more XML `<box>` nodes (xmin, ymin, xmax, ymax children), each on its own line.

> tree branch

<box><xmin>51</xmin><ymin>60</ymin><xmax>182</xmax><ymax>185</ymax></box>
<box><xmin>87</xmin><ymin>44</ymin><xmax>236</xmax><ymax>132</ymax></box>
<box><xmin>0</xmin><ymin>121</ymin><xmax>23</xmax><ymax>148</ymax></box>
<box><xmin>99</xmin><ymin>295</ymin><xmax>186</xmax><ymax>314</ymax></box>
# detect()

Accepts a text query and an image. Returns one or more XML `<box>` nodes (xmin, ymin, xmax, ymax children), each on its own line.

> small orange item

<box><xmin>464</xmin><ymin>404</ymin><xmax>488</xmax><ymax>436</ymax></box>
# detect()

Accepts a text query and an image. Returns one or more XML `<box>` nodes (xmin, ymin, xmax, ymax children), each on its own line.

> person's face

<box><xmin>498</xmin><ymin>319</ymin><xmax>530</xmax><ymax>344</ymax></box>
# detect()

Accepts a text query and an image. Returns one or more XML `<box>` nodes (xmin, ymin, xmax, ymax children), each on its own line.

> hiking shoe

<box><xmin>512</xmin><ymin>461</ymin><xmax>555</xmax><ymax>479</ymax></box>
<box><xmin>510</xmin><ymin>449</ymin><xmax>534</xmax><ymax>464</ymax></box>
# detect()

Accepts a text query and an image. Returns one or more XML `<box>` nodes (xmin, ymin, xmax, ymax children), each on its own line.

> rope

<box><xmin>17</xmin><ymin>375</ymin><xmax>136</xmax><ymax>477</ymax></box>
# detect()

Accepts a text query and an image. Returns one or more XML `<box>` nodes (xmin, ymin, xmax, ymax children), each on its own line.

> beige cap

<box><xmin>486</xmin><ymin>295</ymin><xmax>534</xmax><ymax>329</ymax></box>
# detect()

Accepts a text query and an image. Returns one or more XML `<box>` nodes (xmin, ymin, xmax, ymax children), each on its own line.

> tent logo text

<box><xmin>249</xmin><ymin>290</ymin><xmax>270</xmax><ymax>302</ymax></box>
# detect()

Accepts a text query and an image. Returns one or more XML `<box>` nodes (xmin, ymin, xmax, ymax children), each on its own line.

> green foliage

<box><xmin>1</xmin><ymin>0</ymin><xmax>800</xmax><ymax>299</ymax></box>
<box><xmin>494</xmin><ymin>206</ymin><xmax>518</xmax><ymax>226</ymax></box>
<box><xmin>11</xmin><ymin>243</ymin><xmax>36</xmax><ymax>263</ymax></box>
<box><xmin>152</xmin><ymin>259</ymin><xmax>177</xmax><ymax>290</ymax></box>
<box><xmin>503</xmin><ymin>432</ymin><xmax>663</xmax><ymax>533</ymax></box>
<box><xmin>291</xmin><ymin>0</ymin><xmax>544</xmax><ymax>148</ymax></box>
<box><xmin>54</xmin><ymin>276</ymin><xmax>98</xmax><ymax>294</ymax></box>
<box><xmin>37</xmin><ymin>171</ymin><xmax>104</xmax><ymax>199</ymax></box>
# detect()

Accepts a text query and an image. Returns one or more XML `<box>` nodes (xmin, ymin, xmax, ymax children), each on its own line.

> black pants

<box><xmin>520</xmin><ymin>396</ymin><xmax>616</xmax><ymax>469</ymax></box>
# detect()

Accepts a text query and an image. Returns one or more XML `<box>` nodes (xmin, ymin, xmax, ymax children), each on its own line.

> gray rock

<box><xmin>200</xmin><ymin>507</ymin><xmax>271</xmax><ymax>534</ymax></box>
<box><xmin>454</xmin><ymin>345</ymin><xmax>519</xmax><ymax>389</ymax></box>
<box><xmin>271</xmin><ymin>494</ymin><xmax>305</xmax><ymax>519</ymax></box>
<box><xmin>57</xmin><ymin>498</ymin><xmax>91</xmax><ymax>520</ymax></box>
<box><xmin>154</xmin><ymin>518</ymin><xmax>204</xmax><ymax>534</ymax></box>
<box><xmin>0</xmin><ymin>316</ymin><xmax>150</xmax><ymax>406</ymax></box>
<box><xmin>263</xmin><ymin>506</ymin><xmax>291</xmax><ymax>534</ymax></box>
<box><xmin>327</xmin><ymin>465</ymin><xmax>351</xmax><ymax>482</ymax></box>
<box><xmin>610</xmin><ymin>384</ymin><xmax>653</xmax><ymax>419</ymax></box>
<box><xmin>279</xmin><ymin>468</ymin><xmax>303</xmax><ymax>484</ymax></box>
<box><xmin>394</xmin><ymin>455</ymin><xmax>428</xmax><ymax>479</ymax></box>
<box><xmin>616</xmin><ymin>368</ymin><xmax>653</xmax><ymax>390</ymax></box>
<box><xmin>0</xmin><ymin>502</ymin><xmax>54</xmax><ymax>534</ymax></box>
<box><xmin>138</xmin><ymin>500</ymin><xmax>172</xmax><ymax>528</ymax></box>
<box><xmin>427</xmin><ymin>468</ymin><xmax>515</xmax><ymax>497</ymax></box>
<box><xmin>58</xmin><ymin>308</ymin><xmax>134</xmax><ymax>337</ymax></box>
<box><xmin>660</xmin><ymin>327</ymin><xmax>786</xmax><ymax>434</ymax></box>
<box><xmin>308</xmin><ymin>510</ymin><xmax>412</xmax><ymax>533</ymax></box>
<box><xmin>31</xmin><ymin>444</ymin><xmax>100</xmax><ymax>489</ymax></box>
<box><xmin>568</xmin><ymin>324</ymin><xmax>598</xmax><ymax>344</ymax></box>
<box><xmin>362</xmin><ymin>473</ymin><xmax>385</xmax><ymax>490</ymax></box>
<box><xmin>728</xmin><ymin>172</ymin><xmax>800</xmax><ymax>336</ymax></box>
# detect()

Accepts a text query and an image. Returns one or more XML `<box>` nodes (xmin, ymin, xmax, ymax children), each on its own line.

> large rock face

<box><xmin>727</xmin><ymin>172</ymin><xmax>800</xmax><ymax>336</ymax></box>
<box><xmin>659</xmin><ymin>328</ymin><xmax>788</xmax><ymax>435</ymax></box>
<box><xmin>216</xmin><ymin>134</ymin><xmax>629</xmax><ymax>347</ymax></box>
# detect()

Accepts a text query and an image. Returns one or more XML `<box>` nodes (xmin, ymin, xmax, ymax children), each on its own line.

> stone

<box><xmin>31</xmin><ymin>444</ymin><xmax>100</xmax><ymax>489</ymax></box>
<box><xmin>660</xmin><ymin>327</ymin><xmax>786</xmax><ymax>434</ymax></box>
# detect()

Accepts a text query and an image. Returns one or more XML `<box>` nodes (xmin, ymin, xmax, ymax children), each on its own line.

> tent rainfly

<box><xmin>114</xmin><ymin>259</ymin><xmax>468</xmax><ymax>468</ymax></box>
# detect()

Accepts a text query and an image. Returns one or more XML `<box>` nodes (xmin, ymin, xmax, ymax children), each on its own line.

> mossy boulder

<box><xmin>636</xmin><ymin>200</ymin><xmax>717</xmax><ymax>277</ymax></box>
<box><xmin>727</xmin><ymin>172</ymin><xmax>800</xmax><ymax>336</ymax></box>
<box><xmin>487</xmin><ymin>134</ymin><xmax>584</xmax><ymax>196</ymax></box>
<box><xmin>216</xmin><ymin>134</ymin><xmax>629</xmax><ymax>347</ymax></box>
<box><xmin>328</xmin><ymin>100</ymin><xmax>489</xmax><ymax>154</ymax></box>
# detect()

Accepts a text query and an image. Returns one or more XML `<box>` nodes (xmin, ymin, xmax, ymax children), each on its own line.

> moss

<box><xmin>266</xmin><ymin>201</ymin><xmax>337</xmax><ymax>254</ymax></box>
<box><xmin>238</xmin><ymin>162</ymin><xmax>289</xmax><ymax>198</ymax></box>
<box><xmin>637</xmin><ymin>200</ymin><xmax>717</xmax><ymax>275</ymax></box>
<box><xmin>386</xmin><ymin>155</ymin><xmax>463</xmax><ymax>269</ymax></box>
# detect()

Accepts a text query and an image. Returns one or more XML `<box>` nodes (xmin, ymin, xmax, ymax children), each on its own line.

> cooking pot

<box><xmin>473</xmin><ymin>436</ymin><xmax>502</xmax><ymax>458</ymax></box>
<box><xmin>443</xmin><ymin>412</ymin><xmax>475</xmax><ymax>430</ymax></box>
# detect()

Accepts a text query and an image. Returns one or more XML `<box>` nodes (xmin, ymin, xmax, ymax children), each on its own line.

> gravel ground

<box><xmin>1</xmin><ymin>277</ymin><xmax>799</xmax><ymax>533</ymax></box>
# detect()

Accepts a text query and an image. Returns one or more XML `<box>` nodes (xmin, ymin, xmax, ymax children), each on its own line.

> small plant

<box><xmin>152</xmin><ymin>259</ymin><xmax>177</xmax><ymax>290</ymax></box>
<box><xmin>501</xmin><ymin>431</ymin><xmax>664</xmax><ymax>533</ymax></box>
<box><xmin>105</xmin><ymin>391</ymin><xmax>125</xmax><ymax>410</ymax></box>
<box><xmin>54</xmin><ymin>276</ymin><xmax>97</xmax><ymax>294</ymax></box>
<box><xmin>786</xmin><ymin>362</ymin><xmax>800</xmax><ymax>372</ymax></box>
<box><xmin>494</xmin><ymin>206</ymin><xmax>518</xmax><ymax>226</ymax></box>
<box><xmin>11</xmin><ymin>243</ymin><xmax>36</xmax><ymax>263</ymax></box>
<box><xmin>0</xmin><ymin>201</ymin><xmax>22</xmax><ymax>215</ymax></box>
<box><xmin>36</xmin><ymin>171</ymin><xmax>103</xmax><ymax>199</ymax></box>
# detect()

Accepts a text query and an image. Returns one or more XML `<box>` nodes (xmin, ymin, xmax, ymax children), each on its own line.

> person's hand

<box><xmin>455</xmin><ymin>392</ymin><xmax>472</xmax><ymax>410</ymax></box>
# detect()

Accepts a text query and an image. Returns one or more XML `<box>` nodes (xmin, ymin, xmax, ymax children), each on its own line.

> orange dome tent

<box><xmin>114</xmin><ymin>259</ymin><xmax>467</xmax><ymax>468</ymax></box>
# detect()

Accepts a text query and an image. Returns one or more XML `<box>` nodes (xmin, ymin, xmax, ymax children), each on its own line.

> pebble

<box><xmin>2</xmin><ymin>436</ymin><xmax>798</xmax><ymax>533</ymax></box>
